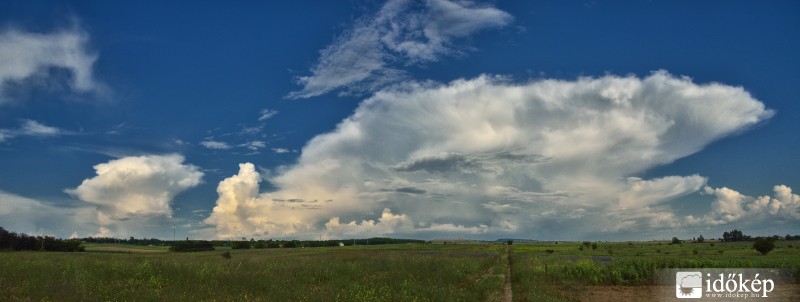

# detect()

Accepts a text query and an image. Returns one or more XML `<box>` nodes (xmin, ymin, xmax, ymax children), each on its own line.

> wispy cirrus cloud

<box><xmin>287</xmin><ymin>0</ymin><xmax>513</xmax><ymax>99</ymax></box>
<box><xmin>0</xmin><ymin>119</ymin><xmax>72</xmax><ymax>143</ymax></box>
<box><xmin>258</xmin><ymin>108</ymin><xmax>278</xmax><ymax>121</ymax></box>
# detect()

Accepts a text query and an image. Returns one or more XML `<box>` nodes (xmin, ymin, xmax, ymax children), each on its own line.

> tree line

<box><xmin>0</xmin><ymin>226</ymin><xmax>84</xmax><ymax>252</ymax></box>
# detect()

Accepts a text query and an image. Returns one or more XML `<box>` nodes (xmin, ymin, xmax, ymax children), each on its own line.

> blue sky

<box><xmin>0</xmin><ymin>1</ymin><xmax>798</xmax><ymax>241</ymax></box>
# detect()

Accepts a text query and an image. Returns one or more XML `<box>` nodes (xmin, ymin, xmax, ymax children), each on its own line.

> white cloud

<box><xmin>242</xmin><ymin>141</ymin><xmax>266</xmax><ymax>150</ymax></box>
<box><xmin>207</xmin><ymin>72</ymin><xmax>777</xmax><ymax>239</ymax></box>
<box><xmin>324</xmin><ymin>208</ymin><xmax>414</xmax><ymax>237</ymax></box>
<box><xmin>258</xmin><ymin>108</ymin><xmax>278</xmax><ymax>121</ymax></box>
<box><xmin>618</xmin><ymin>175</ymin><xmax>707</xmax><ymax>209</ymax></box>
<box><xmin>287</xmin><ymin>0</ymin><xmax>513</xmax><ymax>98</ymax></box>
<box><xmin>18</xmin><ymin>119</ymin><xmax>61</xmax><ymax>136</ymax></box>
<box><xmin>0</xmin><ymin>26</ymin><xmax>104</xmax><ymax>103</ymax></box>
<box><xmin>65</xmin><ymin>154</ymin><xmax>203</xmax><ymax>236</ymax></box>
<box><xmin>204</xmin><ymin>163</ymin><xmax>264</xmax><ymax>237</ymax></box>
<box><xmin>0</xmin><ymin>119</ymin><xmax>69</xmax><ymax>143</ymax></box>
<box><xmin>200</xmin><ymin>140</ymin><xmax>232</xmax><ymax>150</ymax></box>
<box><xmin>699</xmin><ymin>185</ymin><xmax>800</xmax><ymax>225</ymax></box>
<box><xmin>272</xmin><ymin>147</ymin><xmax>290</xmax><ymax>154</ymax></box>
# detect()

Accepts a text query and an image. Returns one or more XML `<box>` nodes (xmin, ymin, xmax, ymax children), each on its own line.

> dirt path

<box><xmin>503</xmin><ymin>245</ymin><xmax>513</xmax><ymax>302</ymax></box>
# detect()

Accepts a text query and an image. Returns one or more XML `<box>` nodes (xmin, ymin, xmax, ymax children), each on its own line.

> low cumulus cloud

<box><xmin>696</xmin><ymin>185</ymin><xmax>800</xmax><ymax>225</ymax></box>
<box><xmin>287</xmin><ymin>0</ymin><xmax>513</xmax><ymax>98</ymax></box>
<box><xmin>0</xmin><ymin>25</ymin><xmax>105</xmax><ymax>103</ymax></box>
<box><xmin>65</xmin><ymin>154</ymin><xmax>203</xmax><ymax>237</ymax></box>
<box><xmin>205</xmin><ymin>71</ymin><xmax>784</xmax><ymax>239</ymax></box>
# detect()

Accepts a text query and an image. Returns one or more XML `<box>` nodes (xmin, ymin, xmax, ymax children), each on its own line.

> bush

<box><xmin>692</xmin><ymin>249</ymin><xmax>698</xmax><ymax>255</ymax></box>
<box><xmin>231</xmin><ymin>241</ymin><xmax>251</xmax><ymax>249</ymax></box>
<box><xmin>697</xmin><ymin>235</ymin><xmax>705</xmax><ymax>243</ymax></box>
<box><xmin>753</xmin><ymin>238</ymin><xmax>776</xmax><ymax>255</ymax></box>
<box><xmin>170</xmin><ymin>240</ymin><xmax>215</xmax><ymax>252</ymax></box>
<box><xmin>253</xmin><ymin>241</ymin><xmax>266</xmax><ymax>249</ymax></box>
<box><xmin>591</xmin><ymin>243</ymin><xmax>598</xmax><ymax>250</ymax></box>
<box><xmin>507</xmin><ymin>240</ymin><xmax>513</xmax><ymax>245</ymax></box>
<box><xmin>221</xmin><ymin>251</ymin><xmax>231</xmax><ymax>259</ymax></box>
<box><xmin>671</xmin><ymin>237</ymin><xmax>681</xmax><ymax>245</ymax></box>
<box><xmin>545</xmin><ymin>249</ymin><xmax>554</xmax><ymax>254</ymax></box>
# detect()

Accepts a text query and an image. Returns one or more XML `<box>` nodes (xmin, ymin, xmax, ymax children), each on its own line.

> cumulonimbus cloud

<box><xmin>0</xmin><ymin>26</ymin><xmax>104</xmax><ymax>103</ymax></box>
<box><xmin>66</xmin><ymin>154</ymin><xmax>203</xmax><ymax>236</ymax></box>
<box><xmin>287</xmin><ymin>0</ymin><xmax>513</xmax><ymax>99</ymax></box>
<box><xmin>206</xmin><ymin>71</ymin><xmax>779</xmax><ymax>239</ymax></box>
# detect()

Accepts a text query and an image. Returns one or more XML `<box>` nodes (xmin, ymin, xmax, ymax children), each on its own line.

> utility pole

<box><xmin>173</xmin><ymin>224</ymin><xmax>176</xmax><ymax>242</ymax></box>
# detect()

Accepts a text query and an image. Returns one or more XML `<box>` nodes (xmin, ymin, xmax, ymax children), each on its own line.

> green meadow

<box><xmin>1</xmin><ymin>241</ymin><xmax>798</xmax><ymax>301</ymax></box>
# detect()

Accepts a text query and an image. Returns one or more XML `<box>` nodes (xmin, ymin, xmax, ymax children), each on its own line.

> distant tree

<box><xmin>753</xmin><ymin>238</ymin><xmax>776</xmax><ymax>255</ymax></box>
<box><xmin>723</xmin><ymin>229</ymin><xmax>750</xmax><ymax>242</ymax></box>
<box><xmin>507</xmin><ymin>240</ymin><xmax>513</xmax><ymax>245</ymax></box>
<box><xmin>591</xmin><ymin>243</ymin><xmax>598</xmax><ymax>250</ymax></box>
<box><xmin>671</xmin><ymin>237</ymin><xmax>681</xmax><ymax>245</ymax></box>
<box><xmin>697</xmin><ymin>235</ymin><xmax>705</xmax><ymax>243</ymax></box>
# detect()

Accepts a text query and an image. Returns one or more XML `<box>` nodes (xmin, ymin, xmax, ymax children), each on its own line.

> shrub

<box><xmin>692</xmin><ymin>249</ymin><xmax>698</xmax><ymax>255</ymax></box>
<box><xmin>671</xmin><ymin>237</ymin><xmax>681</xmax><ymax>245</ymax></box>
<box><xmin>697</xmin><ymin>235</ymin><xmax>705</xmax><ymax>243</ymax></box>
<box><xmin>507</xmin><ymin>240</ymin><xmax>513</xmax><ymax>245</ymax></box>
<box><xmin>221</xmin><ymin>251</ymin><xmax>231</xmax><ymax>259</ymax></box>
<box><xmin>591</xmin><ymin>243</ymin><xmax>598</xmax><ymax>250</ymax></box>
<box><xmin>753</xmin><ymin>238</ymin><xmax>776</xmax><ymax>255</ymax></box>
<box><xmin>545</xmin><ymin>249</ymin><xmax>554</xmax><ymax>254</ymax></box>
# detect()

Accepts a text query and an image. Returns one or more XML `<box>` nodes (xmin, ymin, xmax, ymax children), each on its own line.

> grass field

<box><xmin>1</xmin><ymin>241</ymin><xmax>798</xmax><ymax>301</ymax></box>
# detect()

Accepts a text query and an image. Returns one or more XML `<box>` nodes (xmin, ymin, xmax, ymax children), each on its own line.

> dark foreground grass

<box><xmin>0</xmin><ymin>243</ymin><xmax>506</xmax><ymax>301</ymax></box>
